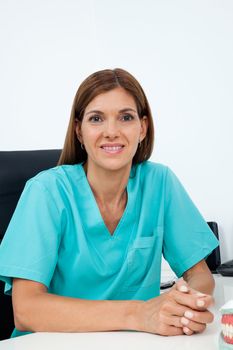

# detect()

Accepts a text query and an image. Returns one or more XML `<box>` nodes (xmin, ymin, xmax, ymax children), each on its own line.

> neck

<box><xmin>83</xmin><ymin>161</ymin><xmax>131</xmax><ymax>209</ymax></box>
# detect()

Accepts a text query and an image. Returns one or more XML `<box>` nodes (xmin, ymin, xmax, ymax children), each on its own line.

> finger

<box><xmin>164</xmin><ymin>291</ymin><xmax>215</xmax><ymax>324</ymax></box>
<box><xmin>174</xmin><ymin>279</ymin><xmax>205</xmax><ymax>296</ymax></box>
<box><xmin>154</xmin><ymin>312</ymin><xmax>184</xmax><ymax>336</ymax></box>
<box><xmin>161</xmin><ymin>300</ymin><xmax>190</xmax><ymax>318</ymax></box>
<box><xmin>161</xmin><ymin>301</ymin><xmax>214</xmax><ymax>325</ymax></box>
<box><xmin>161</xmin><ymin>326</ymin><xmax>184</xmax><ymax>336</ymax></box>
<box><xmin>183</xmin><ymin>309</ymin><xmax>214</xmax><ymax>324</ymax></box>
<box><xmin>174</xmin><ymin>280</ymin><xmax>214</xmax><ymax>308</ymax></box>
<box><xmin>175</xmin><ymin>279</ymin><xmax>189</xmax><ymax>293</ymax></box>
<box><xmin>195</xmin><ymin>296</ymin><xmax>214</xmax><ymax>310</ymax></box>
<box><xmin>189</xmin><ymin>289</ymin><xmax>207</xmax><ymax>297</ymax></box>
<box><xmin>171</xmin><ymin>289</ymin><xmax>213</xmax><ymax>311</ymax></box>
<box><xmin>160</xmin><ymin>306</ymin><xmax>207</xmax><ymax>333</ymax></box>
<box><xmin>181</xmin><ymin>317</ymin><xmax>207</xmax><ymax>333</ymax></box>
<box><xmin>162</xmin><ymin>314</ymin><xmax>184</xmax><ymax>328</ymax></box>
<box><xmin>186</xmin><ymin>288</ymin><xmax>214</xmax><ymax>309</ymax></box>
<box><xmin>183</xmin><ymin>326</ymin><xmax>194</xmax><ymax>335</ymax></box>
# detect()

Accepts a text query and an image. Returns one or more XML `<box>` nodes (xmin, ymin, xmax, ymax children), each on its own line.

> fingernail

<box><xmin>196</xmin><ymin>292</ymin><xmax>206</xmax><ymax>297</ymax></box>
<box><xmin>184</xmin><ymin>311</ymin><xmax>193</xmax><ymax>319</ymax></box>
<box><xmin>196</xmin><ymin>299</ymin><xmax>205</xmax><ymax>307</ymax></box>
<box><xmin>183</xmin><ymin>327</ymin><xmax>190</xmax><ymax>334</ymax></box>
<box><xmin>179</xmin><ymin>285</ymin><xmax>188</xmax><ymax>292</ymax></box>
<box><xmin>181</xmin><ymin>317</ymin><xmax>189</xmax><ymax>325</ymax></box>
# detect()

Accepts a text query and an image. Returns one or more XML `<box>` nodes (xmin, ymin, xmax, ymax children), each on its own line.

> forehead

<box><xmin>85</xmin><ymin>87</ymin><xmax>137</xmax><ymax>113</ymax></box>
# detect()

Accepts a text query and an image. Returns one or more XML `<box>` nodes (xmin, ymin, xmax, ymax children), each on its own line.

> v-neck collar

<box><xmin>76</xmin><ymin>163</ymin><xmax>137</xmax><ymax>241</ymax></box>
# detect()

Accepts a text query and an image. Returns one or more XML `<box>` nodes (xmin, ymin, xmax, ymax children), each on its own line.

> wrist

<box><xmin>125</xmin><ymin>300</ymin><xmax>145</xmax><ymax>331</ymax></box>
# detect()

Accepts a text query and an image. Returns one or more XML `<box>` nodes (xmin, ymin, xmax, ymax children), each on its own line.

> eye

<box><xmin>88</xmin><ymin>115</ymin><xmax>102</xmax><ymax>123</ymax></box>
<box><xmin>121</xmin><ymin>114</ymin><xmax>135</xmax><ymax>121</ymax></box>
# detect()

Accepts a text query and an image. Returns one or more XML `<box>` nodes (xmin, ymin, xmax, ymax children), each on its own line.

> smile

<box><xmin>100</xmin><ymin>145</ymin><xmax>124</xmax><ymax>154</ymax></box>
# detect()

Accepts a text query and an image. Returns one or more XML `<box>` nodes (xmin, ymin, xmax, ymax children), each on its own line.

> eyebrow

<box><xmin>85</xmin><ymin>108</ymin><xmax>138</xmax><ymax>116</ymax></box>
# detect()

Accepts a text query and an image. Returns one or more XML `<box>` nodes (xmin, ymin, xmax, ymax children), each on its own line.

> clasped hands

<box><xmin>138</xmin><ymin>279</ymin><xmax>214</xmax><ymax>336</ymax></box>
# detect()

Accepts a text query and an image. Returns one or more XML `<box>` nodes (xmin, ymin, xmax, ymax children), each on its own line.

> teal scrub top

<box><xmin>0</xmin><ymin>161</ymin><xmax>219</xmax><ymax>337</ymax></box>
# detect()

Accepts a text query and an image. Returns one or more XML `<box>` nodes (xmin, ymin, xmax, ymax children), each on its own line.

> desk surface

<box><xmin>1</xmin><ymin>275</ymin><xmax>233</xmax><ymax>350</ymax></box>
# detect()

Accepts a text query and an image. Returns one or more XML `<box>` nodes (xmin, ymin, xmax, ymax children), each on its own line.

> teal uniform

<box><xmin>0</xmin><ymin>161</ymin><xmax>219</xmax><ymax>337</ymax></box>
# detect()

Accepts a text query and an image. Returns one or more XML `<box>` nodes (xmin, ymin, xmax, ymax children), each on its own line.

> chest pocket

<box><xmin>124</xmin><ymin>235</ymin><xmax>158</xmax><ymax>291</ymax></box>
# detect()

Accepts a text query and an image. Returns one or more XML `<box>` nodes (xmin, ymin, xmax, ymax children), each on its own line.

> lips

<box><xmin>102</xmin><ymin>146</ymin><xmax>123</xmax><ymax>151</ymax></box>
<box><xmin>100</xmin><ymin>144</ymin><xmax>125</xmax><ymax>154</ymax></box>
<box><xmin>100</xmin><ymin>143</ymin><xmax>124</xmax><ymax>148</ymax></box>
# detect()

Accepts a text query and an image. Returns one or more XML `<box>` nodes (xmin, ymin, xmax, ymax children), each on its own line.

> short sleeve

<box><xmin>0</xmin><ymin>179</ymin><xmax>62</xmax><ymax>295</ymax></box>
<box><xmin>163</xmin><ymin>167</ymin><xmax>219</xmax><ymax>278</ymax></box>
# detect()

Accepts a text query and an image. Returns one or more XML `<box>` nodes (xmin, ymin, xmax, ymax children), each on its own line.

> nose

<box><xmin>103</xmin><ymin>119</ymin><xmax>120</xmax><ymax>138</ymax></box>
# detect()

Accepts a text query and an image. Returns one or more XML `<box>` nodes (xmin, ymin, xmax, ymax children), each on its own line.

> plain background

<box><xmin>0</xmin><ymin>0</ymin><xmax>232</xmax><ymax>266</ymax></box>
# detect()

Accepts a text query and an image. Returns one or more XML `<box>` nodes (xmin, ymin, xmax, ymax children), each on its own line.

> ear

<box><xmin>75</xmin><ymin>118</ymin><xmax>83</xmax><ymax>144</ymax></box>
<box><xmin>139</xmin><ymin>116</ymin><xmax>148</xmax><ymax>142</ymax></box>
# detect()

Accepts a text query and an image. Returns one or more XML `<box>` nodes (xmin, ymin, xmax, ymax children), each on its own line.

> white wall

<box><xmin>0</xmin><ymin>0</ymin><xmax>232</xmax><ymax>263</ymax></box>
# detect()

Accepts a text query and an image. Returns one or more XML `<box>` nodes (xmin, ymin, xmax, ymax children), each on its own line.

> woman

<box><xmin>0</xmin><ymin>68</ymin><xmax>219</xmax><ymax>337</ymax></box>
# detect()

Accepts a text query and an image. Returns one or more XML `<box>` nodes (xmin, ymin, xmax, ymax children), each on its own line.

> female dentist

<box><xmin>0</xmin><ymin>68</ymin><xmax>219</xmax><ymax>338</ymax></box>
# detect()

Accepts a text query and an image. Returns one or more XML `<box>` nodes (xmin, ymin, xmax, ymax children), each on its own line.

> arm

<box><xmin>12</xmin><ymin>278</ymin><xmax>141</xmax><ymax>333</ymax></box>
<box><xmin>182</xmin><ymin>259</ymin><xmax>215</xmax><ymax>295</ymax></box>
<box><xmin>12</xmin><ymin>277</ymin><xmax>213</xmax><ymax>337</ymax></box>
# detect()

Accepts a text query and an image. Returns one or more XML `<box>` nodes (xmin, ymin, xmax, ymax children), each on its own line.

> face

<box><xmin>75</xmin><ymin>87</ymin><xmax>148</xmax><ymax>172</ymax></box>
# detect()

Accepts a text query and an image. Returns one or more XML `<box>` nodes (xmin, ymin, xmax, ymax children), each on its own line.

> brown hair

<box><xmin>57</xmin><ymin>68</ymin><xmax>154</xmax><ymax>166</ymax></box>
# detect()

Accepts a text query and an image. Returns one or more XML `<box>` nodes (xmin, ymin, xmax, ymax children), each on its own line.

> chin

<box><xmin>97</xmin><ymin>159</ymin><xmax>132</xmax><ymax>172</ymax></box>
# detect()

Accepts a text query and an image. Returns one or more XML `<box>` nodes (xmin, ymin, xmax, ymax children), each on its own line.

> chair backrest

<box><xmin>0</xmin><ymin>149</ymin><xmax>61</xmax><ymax>340</ymax></box>
<box><xmin>206</xmin><ymin>221</ymin><xmax>221</xmax><ymax>273</ymax></box>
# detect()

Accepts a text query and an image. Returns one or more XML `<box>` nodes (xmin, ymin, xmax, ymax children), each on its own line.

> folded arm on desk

<box><xmin>12</xmin><ymin>278</ymin><xmax>139</xmax><ymax>333</ymax></box>
<box><xmin>12</xmin><ymin>259</ymin><xmax>215</xmax><ymax>337</ymax></box>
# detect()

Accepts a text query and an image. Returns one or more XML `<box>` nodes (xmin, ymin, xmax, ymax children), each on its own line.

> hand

<box><xmin>137</xmin><ymin>279</ymin><xmax>214</xmax><ymax>336</ymax></box>
<box><xmin>173</xmin><ymin>279</ymin><xmax>214</xmax><ymax>335</ymax></box>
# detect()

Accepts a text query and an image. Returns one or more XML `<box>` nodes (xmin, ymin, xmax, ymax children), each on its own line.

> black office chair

<box><xmin>0</xmin><ymin>149</ymin><xmax>61</xmax><ymax>340</ymax></box>
<box><xmin>205</xmin><ymin>222</ymin><xmax>221</xmax><ymax>273</ymax></box>
<box><xmin>0</xmin><ymin>150</ymin><xmax>221</xmax><ymax>340</ymax></box>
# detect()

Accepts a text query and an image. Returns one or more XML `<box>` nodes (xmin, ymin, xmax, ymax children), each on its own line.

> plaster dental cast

<box><xmin>0</xmin><ymin>68</ymin><xmax>219</xmax><ymax>338</ymax></box>
<box><xmin>220</xmin><ymin>300</ymin><xmax>233</xmax><ymax>348</ymax></box>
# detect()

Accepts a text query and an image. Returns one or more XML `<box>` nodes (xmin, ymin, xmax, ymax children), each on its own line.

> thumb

<box><xmin>174</xmin><ymin>279</ymin><xmax>190</xmax><ymax>293</ymax></box>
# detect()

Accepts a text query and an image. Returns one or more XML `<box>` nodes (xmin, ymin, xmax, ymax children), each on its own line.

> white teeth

<box><xmin>222</xmin><ymin>323</ymin><xmax>233</xmax><ymax>338</ymax></box>
<box><xmin>102</xmin><ymin>146</ymin><xmax>123</xmax><ymax>151</ymax></box>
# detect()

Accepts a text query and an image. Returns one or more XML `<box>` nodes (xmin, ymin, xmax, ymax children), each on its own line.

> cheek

<box><xmin>81</xmin><ymin>127</ymin><xmax>99</xmax><ymax>146</ymax></box>
<box><xmin>125</xmin><ymin>125</ymin><xmax>141</xmax><ymax>140</ymax></box>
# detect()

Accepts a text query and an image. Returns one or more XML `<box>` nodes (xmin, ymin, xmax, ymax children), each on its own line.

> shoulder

<box><xmin>134</xmin><ymin>161</ymin><xmax>185</xmax><ymax>195</ymax></box>
<box><xmin>136</xmin><ymin>160</ymin><xmax>169</xmax><ymax>179</ymax></box>
<box><xmin>25</xmin><ymin>164</ymin><xmax>83</xmax><ymax>192</ymax></box>
<box><xmin>139</xmin><ymin>161</ymin><xmax>183</xmax><ymax>184</ymax></box>
<box><xmin>132</xmin><ymin>161</ymin><xmax>171</xmax><ymax>193</ymax></box>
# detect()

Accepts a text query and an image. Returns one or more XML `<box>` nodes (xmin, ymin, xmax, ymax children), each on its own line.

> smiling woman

<box><xmin>75</xmin><ymin>87</ymin><xmax>148</xmax><ymax>174</ymax></box>
<box><xmin>0</xmin><ymin>68</ymin><xmax>219</xmax><ymax>339</ymax></box>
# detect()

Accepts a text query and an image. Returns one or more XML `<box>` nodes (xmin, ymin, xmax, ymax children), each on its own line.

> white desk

<box><xmin>1</xmin><ymin>275</ymin><xmax>232</xmax><ymax>350</ymax></box>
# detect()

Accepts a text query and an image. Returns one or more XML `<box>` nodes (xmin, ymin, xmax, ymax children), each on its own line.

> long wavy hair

<box><xmin>57</xmin><ymin>68</ymin><xmax>154</xmax><ymax>166</ymax></box>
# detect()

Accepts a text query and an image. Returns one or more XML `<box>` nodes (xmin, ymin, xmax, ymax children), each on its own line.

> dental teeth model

<box><xmin>220</xmin><ymin>300</ymin><xmax>233</xmax><ymax>349</ymax></box>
